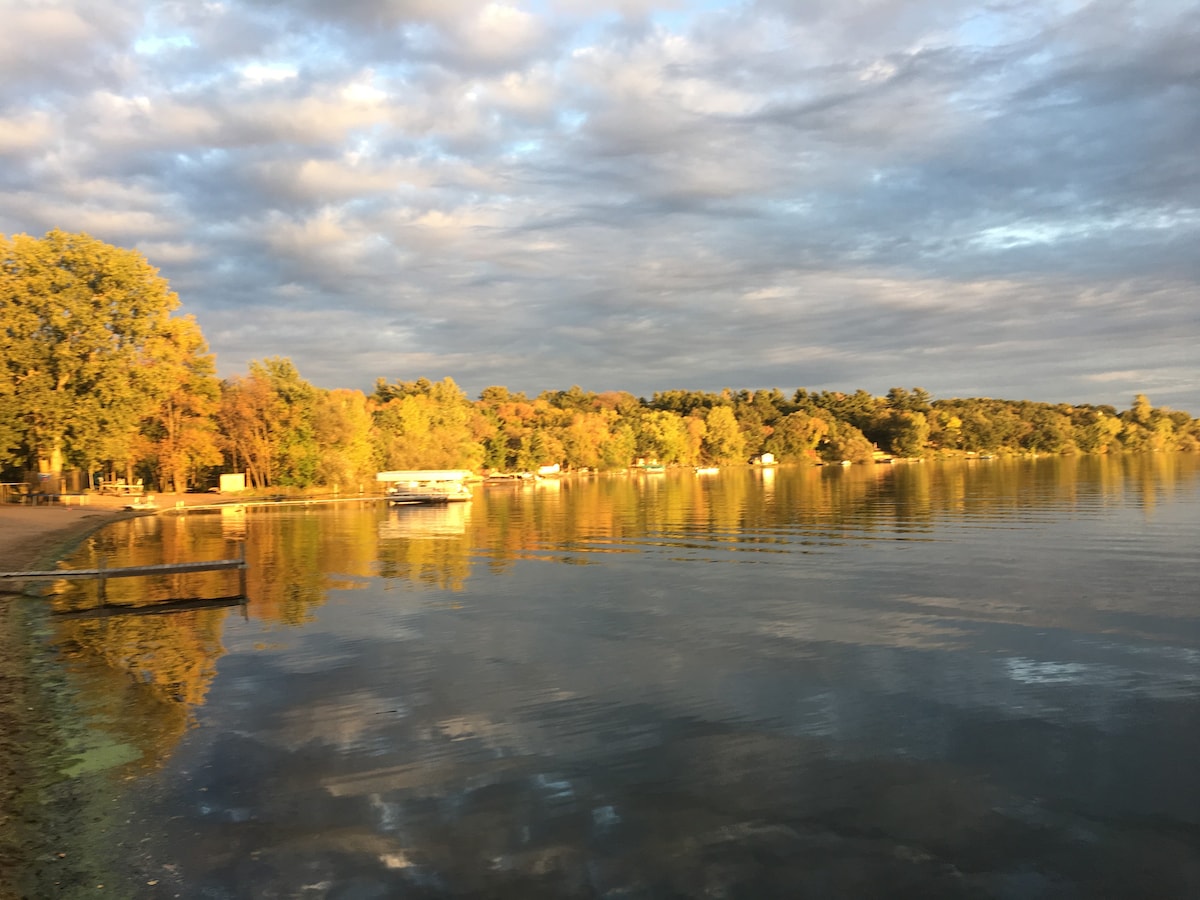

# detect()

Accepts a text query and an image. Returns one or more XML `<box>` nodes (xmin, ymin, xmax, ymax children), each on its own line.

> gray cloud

<box><xmin>1</xmin><ymin>0</ymin><xmax>1197</xmax><ymax>411</ymax></box>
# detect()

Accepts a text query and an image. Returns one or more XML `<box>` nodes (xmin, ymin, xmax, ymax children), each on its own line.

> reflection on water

<box><xmin>52</xmin><ymin>456</ymin><xmax>1200</xmax><ymax>897</ymax></box>
<box><xmin>379</xmin><ymin>503</ymin><xmax>471</xmax><ymax>539</ymax></box>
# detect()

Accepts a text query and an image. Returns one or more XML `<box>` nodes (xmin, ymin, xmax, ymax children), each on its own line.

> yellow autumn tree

<box><xmin>0</xmin><ymin>230</ymin><xmax>202</xmax><ymax>485</ymax></box>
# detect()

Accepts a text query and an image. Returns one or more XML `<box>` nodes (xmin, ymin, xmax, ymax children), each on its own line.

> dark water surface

<box><xmin>52</xmin><ymin>457</ymin><xmax>1200</xmax><ymax>898</ymax></box>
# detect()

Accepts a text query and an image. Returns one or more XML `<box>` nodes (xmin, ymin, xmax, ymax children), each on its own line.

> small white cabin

<box><xmin>219</xmin><ymin>473</ymin><xmax>247</xmax><ymax>493</ymax></box>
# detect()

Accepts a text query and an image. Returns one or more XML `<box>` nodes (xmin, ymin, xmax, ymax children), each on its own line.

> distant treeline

<box><xmin>3</xmin><ymin>231</ymin><xmax>1198</xmax><ymax>491</ymax></box>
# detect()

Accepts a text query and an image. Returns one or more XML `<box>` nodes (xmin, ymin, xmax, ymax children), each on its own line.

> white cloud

<box><xmin>134</xmin><ymin>240</ymin><xmax>202</xmax><ymax>265</ymax></box>
<box><xmin>239</xmin><ymin>62</ymin><xmax>298</xmax><ymax>86</ymax></box>
<box><xmin>0</xmin><ymin>0</ymin><xmax>1196</xmax><ymax>411</ymax></box>
<box><xmin>0</xmin><ymin>111</ymin><xmax>57</xmax><ymax>155</ymax></box>
<box><xmin>462</xmin><ymin>2</ymin><xmax>546</xmax><ymax>54</ymax></box>
<box><xmin>0</xmin><ymin>5</ymin><xmax>94</xmax><ymax>59</ymax></box>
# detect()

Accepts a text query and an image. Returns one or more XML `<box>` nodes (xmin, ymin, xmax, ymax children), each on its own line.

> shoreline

<box><xmin>0</xmin><ymin>502</ymin><xmax>133</xmax><ymax>899</ymax></box>
<box><xmin>0</xmin><ymin>495</ymin><xmax>226</xmax><ymax>899</ymax></box>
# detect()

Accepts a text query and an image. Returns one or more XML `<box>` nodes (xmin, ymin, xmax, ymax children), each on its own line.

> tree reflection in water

<box><xmin>41</xmin><ymin>457</ymin><xmax>1200</xmax><ymax>897</ymax></box>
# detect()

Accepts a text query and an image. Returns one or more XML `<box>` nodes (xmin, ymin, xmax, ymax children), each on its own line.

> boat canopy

<box><xmin>376</xmin><ymin>470</ymin><xmax>473</xmax><ymax>483</ymax></box>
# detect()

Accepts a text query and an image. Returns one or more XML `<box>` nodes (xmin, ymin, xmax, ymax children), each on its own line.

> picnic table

<box><xmin>1</xmin><ymin>483</ymin><xmax>30</xmax><ymax>504</ymax></box>
<box><xmin>99</xmin><ymin>479</ymin><xmax>144</xmax><ymax>496</ymax></box>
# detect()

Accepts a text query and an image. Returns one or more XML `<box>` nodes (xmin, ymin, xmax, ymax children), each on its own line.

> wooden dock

<box><xmin>0</xmin><ymin>558</ymin><xmax>245</xmax><ymax>582</ymax></box>
<box><xmin>164</xmin><ymin>495</ymin><xmax>390</xmax><ymax>513</ymax></box>
<box><xmin>51</xmin><ymin>594</ymin><xmax>247</xmax><ymax>619</ymax></box>
<box><xmin>1</xmin><ymin>551</ymin><xmax>248</xmax><ymax>605</ymax></box>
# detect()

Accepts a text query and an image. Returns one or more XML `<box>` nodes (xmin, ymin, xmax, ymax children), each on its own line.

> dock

<box><xmin>0</xmin><ymin>558</ymin><xmax>245</xmax><ymax>582</ymax></box>
<box><xmin>1</xmin><ymin>551</ymin><xmax>248</xmax><ymax>605</ymax></box>
<box><xmin>163</xmin><ymin>495</ymin><xmax>391</xmax><ymax>513</ymax></box>
<box><xmin>51</xmin><ymin>594</ymin><xmax>247</xmax><ymax>619</ymax></box>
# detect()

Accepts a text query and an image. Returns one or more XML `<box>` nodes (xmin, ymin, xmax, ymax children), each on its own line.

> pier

<box><xmin>0</xmin><ymin>557</ymin><xmax>246</xmax><ymax>582</ymax></box>
<box><xmin>1</xmin><ymin>550</ymin><xmax>249</xmax><ymax>608</ymax></box>
<box><xmin>162</xmin><ymin>495</ymin><xmax>391</xmax><ymax>513</ymax></box>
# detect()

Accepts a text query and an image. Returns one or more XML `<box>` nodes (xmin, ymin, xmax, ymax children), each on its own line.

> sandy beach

<box><xmin>0</xmin><ymin>504</ymin><xmax>122</xmax><ymax>571</ymax></box>
<box><xmin>0</xmin><ymin>491</ymin><xmax>234</xmax><ymax>571</ymax></box>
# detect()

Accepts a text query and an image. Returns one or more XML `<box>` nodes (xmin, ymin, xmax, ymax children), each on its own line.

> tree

<box><xmin>139</xmin><ymin>317</ymin><xmax>223</xmax><ymax>491</ymax></box>
<box><xmin>216</xmin><ymin>359</ymin><xmax>325</xmax><ymax>488</ymax></box>
<box><xmin>602</xmin><ymin>421</ymin><xmax>637</xmax><ymax>469</ymax></box>
<box><xmin>1019</xmin><ymin>405</ymin><xmax>1073</xmax><ymax>454</ymax></box>
<box><xmin>257</xmin><ymin>358</ymin><xmax>322</xmax><ymax>487</ymax></box>
<box><xmin>374</xmin><ymin>376</ymin><xmax>483</xmax><ymax>470</ymax></box>
<box><xmin>543</xmin><ymin>385</ymin><xmax>598</xmax><ymax>413</ymax></box>
<box><xmin>314</xmin><ymin>389</ymin><xmax>377</xmax><ymax>489</ymax></box>
<box><xmin>885</xmin><ymin>386</ymin><xmax>932</xmax><ymax>414</ymax></box>
<box><xmin>814</xmin><ymin>413</ymin><xmax>875</xmax><ymax>463</ymax></box>
<box><xmin>1073</xmin><ymin>409</ymin><xmax>1123</xmax><ymax>454</ymax></box>
<box><xmin>763</xmin><ymin>411</ymin><xmax>828</xmax><ymax>462</ymax></box>
<box><xmin>217</xmin><ymin>370</ymin><xmax>279</xmax><ymax>488</ymax></box>
<box><xmin>516</xmin><ymin>429</ymin><xmax>564</xmax><ymax>471</ymax></box>
<box><xmin>702</xmin><ymin>405</ymin><xmax>744</xmax><ymax>463</ymax></box>
<box><xmin>636</xmin><ymin>410</ymin><xmax>692</xmax><ymax>464</ymax></box>
<box><xmin>0</xmin><ymin>230</ymin><xmax>193</xmax><ymax>482</ymax></box>
<box><xmin>875</xmin><ymin>409</ymin><xmax>930</xmax><ymax>457</ymax></box>
<box><xmin>561</xmin><ymin>410</ymin><xmax>617</xmax><ymax>470</ymax></box>
<box><xmin>812</xmin><ymin>389</ymin><xmax>879</xmax><ymax>436</ymax></box>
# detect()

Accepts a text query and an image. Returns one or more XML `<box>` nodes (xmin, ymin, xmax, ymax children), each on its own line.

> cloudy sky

<box><xmin>2</xmin><ymin>0</ymin><xmax>1197</xmax><ymax>410</ymax></box>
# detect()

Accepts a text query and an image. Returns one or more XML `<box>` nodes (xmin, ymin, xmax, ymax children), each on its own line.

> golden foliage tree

<box><xmin>140</xmin><ymin>317</ymin><xmax>223</xmax><ymax>491</ymax></box>
<box><xmin>0</xmin><ymin>230</ymin><xmax>196</xmax><ymax>482</ymax></box>
<box><xmin>314</xmin><ymin>389</ymin><xmax>378</xmax><ymax>488</ymax></box>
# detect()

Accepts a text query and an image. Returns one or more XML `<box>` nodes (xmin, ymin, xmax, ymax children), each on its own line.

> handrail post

<box><xmin>238</xmin><ymin>541</ymin><xmax>247</xmax><ymax>599</ymax></box>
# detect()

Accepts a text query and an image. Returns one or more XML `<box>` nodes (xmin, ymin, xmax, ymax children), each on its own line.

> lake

<box><xmin>49</xmin><ymin>455</ymin><xmax>1200</xmax><ymax>898</ymax></box>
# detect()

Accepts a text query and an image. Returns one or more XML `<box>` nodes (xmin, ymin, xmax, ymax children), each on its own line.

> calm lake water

<box><xmin>50</xmin><ymin>456</ymin><xmax>1200</xmax><ymax>898</ymax></box>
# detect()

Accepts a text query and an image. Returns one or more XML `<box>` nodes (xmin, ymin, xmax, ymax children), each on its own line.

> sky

<box><xmin>2</xmin><ymin>0</ymin><xmax>1198</xmax><ymax>411</ymax></box>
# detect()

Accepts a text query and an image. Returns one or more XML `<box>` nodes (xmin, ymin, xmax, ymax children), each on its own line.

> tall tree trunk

<box><xmin>38</xmin><ymin>445</ymin><xmax>64</xmax><ymax>475</ymax></box>
<box><xmin>37</xmin><ymin>445</ymin><xmax>64</xmax><ymax>493</ymax></box>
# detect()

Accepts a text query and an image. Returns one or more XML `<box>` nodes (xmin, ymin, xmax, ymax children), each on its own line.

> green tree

<box><xmin>1073</xmin><ymin>408</ymin><xmax>1123</xmax><ymax>454</ymax></box>
<box><xmin>876</xmin><ymin>409</ymin><xmax>930</xmax><ymax>457</ymax></box>
<box><xmin>812</xmin><ymin>389</ymin><xmax>880</xmax><ymax>441</ymax></box>
<box><xmin>0</xmin><ymin>230</ymin><xmax>194</xmax><ymax>482</ymax></box>
<box><xmin>601</xmin><ymin>421</ymin><xmax>637</xmax><ymax>469</ymax></box>
<box><xmin>259</xmin><ymin>358</ymin><xmax>322</xmax><ymax>486</ymax></box>
<box><xmin>763</xmin><ymin>411</ymin><xmax>828</xmax><ymax>462</ymax></box>
<box><xmin>885</xmin><ymin>386</ymin><xmax>932</xmax><ymax>414</ymax></box>
<box><xmin>702</xmin><ymin>405</ymin><xmax>744</xmax><ymax>463</ymax></box>
<box><xmin>543</xmin><ymin>385</ymin><xmax>598</xmax><ymax>413</ymax></box>
<box><xmin>815</xmin><ymin>413</ymin><xmax>875</xmax><ymax>464</ymax></box>
<box><xmin>516</xmin><ymin>429</ymin><xmax>564</xmax><ymax>471</ymax></box>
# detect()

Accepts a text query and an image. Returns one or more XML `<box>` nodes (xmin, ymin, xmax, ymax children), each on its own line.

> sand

<box><xmin>0</xmin><ymin>505</ymin><xmax>122</xmax><ymax>571</ymax></box>
<box><xmin>0</xmin><ymin>491</ymin><xmax>231</xmax><ymax>571</ymax></box>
